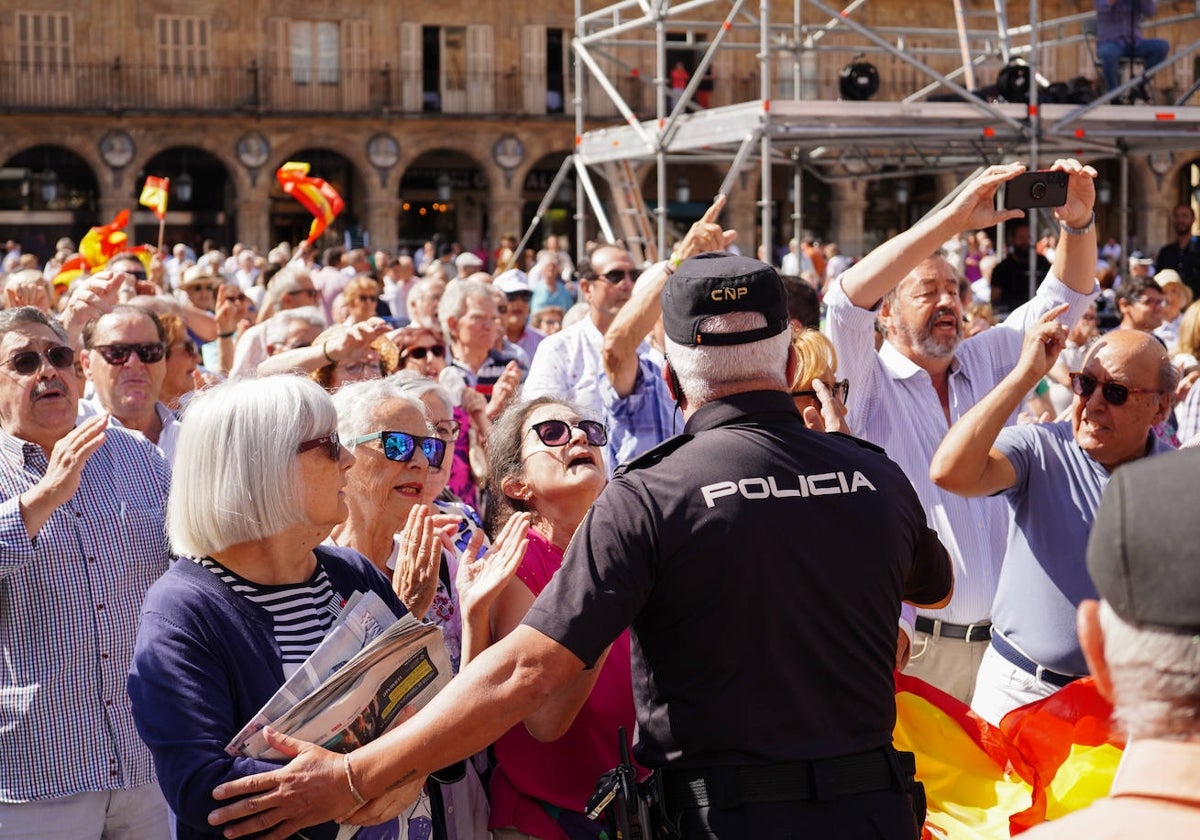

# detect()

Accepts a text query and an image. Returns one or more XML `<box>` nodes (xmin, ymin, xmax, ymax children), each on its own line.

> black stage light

<box><xmin>839</xmin><ymin>58</ymin><xmax>880</xmax><ymax>101</ymax></box>
<box><xmin>996</xmin><ymin>60</ymin><xmax>1031</xmax><ymax>104</ymax></box>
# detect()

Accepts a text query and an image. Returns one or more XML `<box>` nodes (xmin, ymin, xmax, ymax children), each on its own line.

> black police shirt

<box><xmin>522</xmin><ymin>390</ymin><xmax>951</xmax><ymax>769</ymax></box>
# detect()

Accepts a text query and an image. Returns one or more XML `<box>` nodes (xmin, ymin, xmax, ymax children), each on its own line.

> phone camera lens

<box><xmin>1031</xmin><ymin>181</ymin><xmax>1047</xmax><ymax>200</ymax></box>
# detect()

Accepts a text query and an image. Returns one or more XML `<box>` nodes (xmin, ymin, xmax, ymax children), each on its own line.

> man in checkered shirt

<box><xmin>0</xmin><ymin>307</ymin><xmax>171</xmax><ymax>838</ymax></box>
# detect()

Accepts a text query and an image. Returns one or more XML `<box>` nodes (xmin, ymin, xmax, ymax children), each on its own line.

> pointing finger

<box><xmin>700</xmin><ymin>194</ymin><xmax>726</xmax><ymax>224</ymax></box>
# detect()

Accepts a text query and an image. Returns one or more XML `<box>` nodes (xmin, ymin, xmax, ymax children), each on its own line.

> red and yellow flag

<box><xmin>893</xmin><ymin>673</ymin><xmax>1123</xmax><ymax>839</ymax></box>
<box><xmin>275</xmin><ymin>161</ymin><xmax>344</xmax><ymax>245</ymax></box>
<box><xmin>78</xmin><ymin>209</ymin><xmax>132</xmax><ymax>270</ymax></box>
<box><xmin>139</xmin><ymin>175</ymin><xmax>169</xmax><ymax>220</ymax></box>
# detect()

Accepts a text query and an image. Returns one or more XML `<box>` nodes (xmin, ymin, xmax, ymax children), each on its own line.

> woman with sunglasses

<box><xmin>339</xmin><ymin>276</ymin><xmax>385</xmax><ymax>325</ymax></box>
<box><xmin>128</xmin><ymin>375</ymin><xmax>418</xmax><ymax>839</ymax></box>
<box><xmin>790</xmin><ymin>328</ymin><xmax>851</xmax><ymax>434</ymax></box>
<box><xmin>472</xmin><ymin>396</ymin><xmax>644</xmax><ymax>840</ymax></box>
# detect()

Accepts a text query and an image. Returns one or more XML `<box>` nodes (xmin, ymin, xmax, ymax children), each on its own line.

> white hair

<box><xmin>664</xmin><ymin>311</ymin><xmax>791</xmax><ymax>405</ymax></box>
<box><xmin>1100</xmin><ymin>599</ymin><xmax>1200</xmax><ymax>741</ymax></box>
<box><xmin>437</xmin><ymin>279</ymin><xmax>493</xmax><ymax>332</ymax></box>
<box><xmin>264</xmin><ymin>306</ymin><xmax>327</xmax><ymax>347</ymax></box>
<box><xmin>389</xmin><ymin>371</ymin><xmax>454</xmax><ymax>418</ymax></box>
<box><xmin>331</xmin><ymin>377</ymin><xmax>432</xmax><ymax>444</ymax></box>
<box><xmin>167</xmin><ymin>375</ymin><xmax>337</xmax><ymax>557</ymax></box>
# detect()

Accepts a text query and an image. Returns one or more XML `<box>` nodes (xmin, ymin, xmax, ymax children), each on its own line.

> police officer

<box><xmin>207</xmin><ymin>253</ymin><xmax>954</xmax><ymax>840</ymax></box>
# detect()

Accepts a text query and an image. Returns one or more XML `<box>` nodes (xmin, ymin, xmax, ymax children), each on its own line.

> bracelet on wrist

<box><xmin>217</xmin><ymin>329</ymin><xmax>236</xmax><ymax>339</ymax></box>
<box><xmin>1059</xmin><ymin>211</ymin><xmax>1096</xmax><ymax>237</ymax></box>
<box><xmin>343</xmin><ymin>753</ymin><xmax>367</xmax><ymax>806</ymax></box>
<box><xmin>322</xmin><ymin>341</ymin><xmax>336</xmax><ymax>364</ymax></box>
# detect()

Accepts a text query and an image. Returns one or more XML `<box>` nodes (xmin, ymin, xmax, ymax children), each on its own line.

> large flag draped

<box><xmin>276</xmin><ymin>161</ymin><xmax>344</xmax><ymax>245</ymax></box>
<box><xmin>893</xmin><ymin>673</ymin><xmax>1124</xmax><ymax>839</ymax></box>
<box><xmin>139</xmin><ymin>175</ymin><xmax>169</xmax><ymax>220</ymax></box>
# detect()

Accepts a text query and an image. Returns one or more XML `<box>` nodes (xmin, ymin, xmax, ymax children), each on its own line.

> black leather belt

<box><xmin>915</xmin><ymin>616</ymin><xmax>992</xmax><ymax>643</ymax></box>
<box><xmin>990</xmin><ymin>633</ymin><xmax>1081</xmax><ymax>689</ymax></box>
<box><xmin>661</xmin><ymin>748</ymin><xmax>903</xmax><ymax>811</ymax></box>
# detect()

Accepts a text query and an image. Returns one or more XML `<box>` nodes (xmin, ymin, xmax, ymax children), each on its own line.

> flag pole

<box><xmin>156</xmin><ymin>215</ymin><xmax>165</xmax><ymax>254</ymax></box>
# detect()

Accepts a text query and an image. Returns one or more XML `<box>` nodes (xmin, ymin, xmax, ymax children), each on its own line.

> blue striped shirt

<box><xmin>825</xmin><ymin>274</ymin><xmax>1097</xmax><ymax>625</ymax></box>
<box><xmin>0</xmin><ymin>425</ymin><xmax>170</xmax><ymax>802</ymax></box>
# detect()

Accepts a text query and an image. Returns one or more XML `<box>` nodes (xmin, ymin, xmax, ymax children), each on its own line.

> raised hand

<box><xmin>456</xmin><ymin>512</ymin><xmax>530</xmax><ymax>621</ymax></box>
<box><xmin>1048</xmin><ymin>158</ymin><xmax>1098</xmax><ymax>229</ymax></box>
<box><xmin>674</xmin><ymin>194</ymin><xmax>738</xmax><ymax>260</ymax></box>
<box><xmin>393</xmin><ymin>504</ymin><xmax>442</xmax><ymax>619</ymax></box>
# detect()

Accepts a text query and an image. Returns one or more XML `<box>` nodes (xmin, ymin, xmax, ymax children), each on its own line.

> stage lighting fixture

<box><xmin>839</xmin><ymin>58</ymin><xmax>880</xmax><ymax>101</ymax></box>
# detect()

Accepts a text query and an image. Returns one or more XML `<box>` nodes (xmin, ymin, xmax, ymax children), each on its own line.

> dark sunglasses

<box><xmin>92</xmin><ymin>342</ymin><xmax>167</xmax><ymax>366</ymax></box>
<box><xmin>404</xmin><ymin>345</ymin><xmax>445</xmax><ymax>360</ymax></box>
<box><xmin>122</xmin><ymin>270</ymin><xmax>148</xmax><ymax>280</ymax></box>
<box><xmin>1069</xmin><ymin>372</ymin><xmax>1161</xmax><ymax>406</ymax></box>
<box><xmin>189</xmin><ymin>284</ymin><xmax>217</xmax><ymax>293</ymax></box>
<box><xmin>599</xmin><ymin>269</ymin><xmax>638</xmax><ymax>284</ymax></box>
<box><xmin>357</xmin><ymin>295</ymin><xmax>379</xmax><ymax>303</ymax></box>
<box><xmin>297</xmin><ymin>431</ymin><xmax>341</xmax><ymax>460</ymax></box>
<box><xmin>4</xmin><ymin>345</ymin><xmax>75</xmax><ymax>375</ymax></box>
<box><xmin>791</xmin><ymin>379</ymin><xmax>850</xmax><ymax>404</ymax></box>
<box><xmin>529</xmin><ymin>418</ymin><xmax>608</xmax><ymax>447</ymax></box>
<box><xmin>168</xmin><ymin>339</ymin><xmax>199</xmax><ymax>359</ymax></box>
<box><xmin>506</xmin><ymin>291</ymin><xmax>533</xmax><ymax>302</ymax></box>
<box><xmin>349</xmin><ymin>430</ymin><xmax>446</xmax><ymax>469</ymax></box>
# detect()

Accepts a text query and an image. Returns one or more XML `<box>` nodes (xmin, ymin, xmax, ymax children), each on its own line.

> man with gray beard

<box><xmin>824</xmin><ymin>161</ymin><xmax>1100</xmax><ymax>702</ymax></box>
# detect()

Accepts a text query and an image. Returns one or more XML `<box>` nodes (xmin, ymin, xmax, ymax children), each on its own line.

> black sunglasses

<box><xmin>791</xmin><ymin>379</ymin><xmax>850</xmax><ymax>404</ymax></box>
<box><xmin>92</xmin><ymin>342</ymin><xmax>167</xmax><ymax>366</ymax></box>
<box><xmin>349</xmin><ymin>430</ymin><xmax>446</xmax><ymax>469</ymax></box>
<box><xmin>4</xmin><ymin>345</ymin><xmax>75</xmax><ymax>375</ymax></box>
<box><xmin>598</xmin><ymin>269</ymin><xmax>637</xmax><ymax>284</ymax></box>
<box><xmin>297</xmin><ymin>431</ymin><xmax>341</xmax><ymax>460</ymax></box>
<box><xmin>1069</xmin><ymin>372</ymin><xmax>1161</xmax><ymax>407</ymax></box>
<box><xmin>529</xmin><ymin>419</ymin><xmax>608</xmax><ymax>448</ymax></box>
<box><xmin>404</xmin><ymin>345</ymin><xmax>445</xmax><ymax>360</ymax></box>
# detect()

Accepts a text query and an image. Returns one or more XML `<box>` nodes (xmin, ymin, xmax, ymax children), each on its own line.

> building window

<box><xmin>17</xmin><ymin>11</ymin><xmax>71</xmax><ymax>70</ymax></box>
<box><xmin>156</xmin><ymin>16</ymin><xmax>209</xmax><ymax>71</ymax></box>
<box><xmin>290</xmin><ymin>20</ymin><xmax>339</xmax><ymax>84</ymax></box>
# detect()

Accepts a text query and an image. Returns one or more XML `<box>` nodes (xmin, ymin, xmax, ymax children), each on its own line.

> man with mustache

<box><xmin>824</xmin><ymin>161</ymin><xmax>1100</xmax><ymax>702</ymax></box>
<box><xmin>0</xmin><ymin>307</ymin><xmax>171</xmax><ymax>837</ymax></box>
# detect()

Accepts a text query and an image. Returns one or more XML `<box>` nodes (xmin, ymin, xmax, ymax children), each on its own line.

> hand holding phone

<box><xmin>1002</xmin><ymin>170</ymin><xmax>1069</xmax><ymax>210</ymax></box>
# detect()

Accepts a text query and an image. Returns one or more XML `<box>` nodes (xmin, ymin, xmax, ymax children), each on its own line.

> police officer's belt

<box><xmin>660</xmin><ymin>747</ymin><xmax>901</xmax><ymax>810</ymax></box>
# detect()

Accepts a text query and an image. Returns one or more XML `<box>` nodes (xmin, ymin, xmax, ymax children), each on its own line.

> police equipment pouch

<box><xmin>586</xmin><ymin>727</ymin><xmax>679</xmax><ymax>839</ymax></box>
<box><xmin>890</xmin><ymin>749</ymin><xmax>926</xmax><ymax>838</ymax></box>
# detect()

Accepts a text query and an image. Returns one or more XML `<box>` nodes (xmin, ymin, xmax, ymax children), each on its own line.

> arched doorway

<box><xmin>137</xmin><ymin>146</ymin><xmax>234</xmax><ymax>252</ymax></box>
<box><xmin>0</xmin><ymin>145</ymin><xmax>99</xmax><ymax>262</ymax></box>
<box><xmin>398</xmin><ymin>150</ymin><xmax>490</xmax><ymax>254</ymax></box>
<box><xmin>521</xmin><ymin>151</ymin><xmax>576</xmax><ymax>252</ymax></box>
<box><xmin>270</xmin><ymin>149</ymin><xmax>363</xmax><ymax>253</ymax></box>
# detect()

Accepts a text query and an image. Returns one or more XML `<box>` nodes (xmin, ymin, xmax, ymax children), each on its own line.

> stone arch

<box><xmin>134</xmin><ymin>145</ymin><xmax>236</xmax><ymax>251</ymax></box>
<box><xmin>0</xmin><ymin>144</ymin><xmax>101</xmax><ymax>262</ymax></box>
<box><xmin>266</xmin><ymin>147</ymin><xmax>365</xmax><ymax>252</ymax></box>
<box><xmin>397</xmin><ymin>148</ymin><xmax>491</xmax><ymax>253</ymax></box>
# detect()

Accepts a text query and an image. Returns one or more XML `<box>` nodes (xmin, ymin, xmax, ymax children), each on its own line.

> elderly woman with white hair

<box><xmin>127</xmin><ymin>375</ymin><xmax>419</xmax><ymax>839</ymax></box>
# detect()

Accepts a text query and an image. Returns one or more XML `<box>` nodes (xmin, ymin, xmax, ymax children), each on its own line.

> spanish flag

<box><xmin>139</xmin><ymin>175</ymin><xmax>169</xmax><ymax>220</ymax></box>
<box><xmin>275</xmin><ymin>161</ymin><xmax>345</xmax><ymax>245</ymax></box>
<box><xmin>78</xmin><ymin>209</ymin><xmax>132</xmax><ymax>270</ymax></box>
<box><xmin>893</xmin><ymin>673</ymin><xmax>1123</xmax><ymax>838</ymax></box>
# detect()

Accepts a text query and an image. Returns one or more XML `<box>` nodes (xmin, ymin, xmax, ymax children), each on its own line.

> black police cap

<box><xmin>661</xmin><ymin>252</ymin><xmax>789</xmax><ymax>347</ymax></box>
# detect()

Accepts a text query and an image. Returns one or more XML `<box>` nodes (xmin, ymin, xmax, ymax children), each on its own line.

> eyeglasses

<box><xmin>1135</xmin><ymin>296</ymin><xmax>1167</xmax><ymax>309</ymax></box>
<box><xmin>528</xmin><ymin>419</ymin><xmax>608</xmax><ymax>448</ymax></box>
<box><xmin>598</xmin><ymin>269</ymin><xmax>638</xmax><ymax>284</ymax></box>
<box><xmin>168</xmin><ymin>339</ymin><xmax>199</xmax><ymax>359</ymax></box>
<box><xmin>92</xmin><ymin>342</ymin><xmax>167</xmax><ymax>366</ymax></box>
<box><xmin>297</xmin><ymin>431</ymin><xmax>341</xmax><ymax>460</ymax></box>
<box><xmin>434</xmin><ymin>419</ymin><xmax>462</xmax><ymax>440</ymax></box>
<box><xmin>791</xmin><ymin>379</ymin><xmax>850</xmax><ymax>404</ymax></box>
<box><xmin>506</xmin><ymin>291</ymin><xmax>533</xmax><ymax>302</ymax></box>
<box><xmin>1069</xmin><ymin>372</ymin><xmax>1161</xmax><ymax>406</ymax></box>
<box><xmin>188</xmin><ymin>284</ymin><xmax>217</xmax><ymax>294</ymax></box>
<box><xmin>4</xmin><ymin>345</ymin><xmax>75</xmax><ymax>375</ymax></box>
<box><xmin>348</xmin><ymin>431</ymin><xmax>447</xmax><ymax>469</ymax></box>
<box><xmin>356</xmin><ymin>295</ymin><xmax>379</xmax><ymax>303</ymax></box>
<box><xmin>120</xmin><ymin>270</ymin><xmax>147</xmax><ymax>280</ymax></box>
<box><xmin>1080</xmin><ymin>314</ymin><xmax>1098</xmax><ymax>322</ymax></box>
<box><xmin>286</xmin><ymin>288</ymin><xmax>319</xmax><ymax>299</ymax></box>
<box><xmin>404</xmin><ymin>345</ymin><xmax>445</xmax><ymax>360</ymax></box>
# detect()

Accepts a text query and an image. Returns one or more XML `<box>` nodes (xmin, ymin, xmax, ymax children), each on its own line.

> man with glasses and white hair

<box><xmin>931</xmin><ymin>324</ymin><xmax>1176</xmax><ymax>723</ymax></box>
<box><xmin>77</xmin><ymin>305</ymin><xmax>181</xmax><ymax>464</ymax></box>
<box><xmin>206</xmin><ymin>253</ymin><xmax>951</xmax><ymax>840</ymax></box>
<box><xmin>0</xmin><ymin>306</ymin><xmax>171</xmax><ymax>837</ymax></box>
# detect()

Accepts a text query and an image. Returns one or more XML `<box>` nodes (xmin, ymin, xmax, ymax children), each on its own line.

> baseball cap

<box><xmin>1155</xmin><ymin>268</ymin><xmax>1183</xmax><ymax>289</ymax></box>
<box><xmin>494</xmin><ymin>269</ymin><xmax>531</xmax><ymax>296</ymax></box>
<box><xmin>455</xmin><ymin>252</ymin><xmax>483</xmax><ymax>270</ymax></box>
<box><xmin>1087</xmin><ymin>449</ymin><xmax>1200</xmax><ymax>632</ymax></box>
<box><xmin>661</xmin><ymin>252</ymin><xmax>789</xmax><ymax>347</ymax></box>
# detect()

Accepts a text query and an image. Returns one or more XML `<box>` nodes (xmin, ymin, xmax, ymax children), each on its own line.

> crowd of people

<box><xmin>3</xmin><ymin>157</ymin><xmax>1200</xmax><ymax>840</ymax></box>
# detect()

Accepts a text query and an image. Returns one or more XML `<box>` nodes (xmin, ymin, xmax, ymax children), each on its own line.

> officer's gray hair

<box><xmin>664</xmin><ymin>312</ymin><xmax>790</xmax><ymax>405</ymax></box>
<box><xmin>264</xmin><ymin>306</ymin><xmax>327</xmax><ymax>348</ymax></box>
<box><xmin>1099</xmin><ymin>599</ymin><xmax>1200</xmax><ymax>741</ymax></box>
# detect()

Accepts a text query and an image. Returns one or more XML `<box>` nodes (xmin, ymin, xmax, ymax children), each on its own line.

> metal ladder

<box><xmin>600</xmin><ymin>159</ymin><xmax>658</xmax><ymax>265</ymax></box>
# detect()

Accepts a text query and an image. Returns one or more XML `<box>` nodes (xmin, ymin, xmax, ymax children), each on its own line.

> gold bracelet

<box><xmin>344</xmin><ymin>753</ymin><xmax>367</xmax><ymax>806</ymax></box>
<box><xmin>322</xmin><ymin>341</ymin><xmax>336</xmax><ymax>364</ymax></box>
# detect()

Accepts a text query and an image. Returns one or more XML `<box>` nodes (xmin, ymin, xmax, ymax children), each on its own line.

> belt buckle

<box><xmin>964</xmin><ymin>621</ymin><xmax>988</xmax><ymax>643</ymax></box>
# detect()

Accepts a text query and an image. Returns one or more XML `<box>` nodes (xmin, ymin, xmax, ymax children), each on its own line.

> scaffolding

<box><xmin>556</xmin><ymin>0</ymin><xmax>1200</xmax><ymax>265</ymax></box>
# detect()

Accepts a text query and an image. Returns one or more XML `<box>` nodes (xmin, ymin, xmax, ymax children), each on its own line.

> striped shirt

<box><xmin>825</xmin><ymin>274</ymin><xmax>1097</xmax><ymax>625</ymax></box>
<box><xmin>196</xmin><ymin>557</ymin><xmax>339</xmax><ymax>672</ymax></box>
<box><xmin>0</xmin><ymin>424</ymin><xmax>170</xmax><ymax>802</ymax></box>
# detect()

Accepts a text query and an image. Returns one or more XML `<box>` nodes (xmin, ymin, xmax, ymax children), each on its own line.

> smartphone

<box><xmin>1002</xmin><ymin>170</ymin><xmax>1069</xmax><ymax>210</ymax></box>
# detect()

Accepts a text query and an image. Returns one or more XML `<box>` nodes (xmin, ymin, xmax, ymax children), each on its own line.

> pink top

<box><xmin>488</xmin><ymin>529</ymin><xmax>641</xmax><ymax>840</ymax></box>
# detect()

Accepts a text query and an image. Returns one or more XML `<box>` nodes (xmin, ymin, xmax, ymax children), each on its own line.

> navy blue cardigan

<box><xmin>127</xmin><ymin>545</ymin><xmax>405</xmax><ymax>839</ymax></box>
